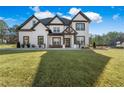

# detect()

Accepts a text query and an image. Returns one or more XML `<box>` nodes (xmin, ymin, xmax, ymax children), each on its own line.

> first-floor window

<box><xmin>52</xmin><ymin>37</ymin><xmax>61</xmax><ymax>45</ymax></box>
<box><xmin>23</xmin><ymin>36</ymin><xmax>29</xmax><ymax>44</ymax></box>
<box><xmin>76</xmin><ymin>36</ymin><xmax>85</xmax><ymax>45</ymax></box>
<box><xmin>38</xmin><ymin>36</ymin><xmax>44</xmax><ymax>45</ymax></box>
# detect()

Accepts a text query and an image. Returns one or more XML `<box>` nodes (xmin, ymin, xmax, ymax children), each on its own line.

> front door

<box><xmin>64</xmin><ymin>38</ymin><xmax>70</xmax><ymax>47</ymax></box>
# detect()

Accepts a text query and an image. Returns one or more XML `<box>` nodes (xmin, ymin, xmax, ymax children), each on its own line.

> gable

<box><xmin>73</xmin><ymin>13</ymin><xmax>87</xmax><ymax>21</ymax></box>
<box><xmin>32</xmin><ymin>22</ymin><xmax>51</xmax><ymax>33</ymax></box>
<box><xmin>71</xmin><ymin>11</ymin><xmax>91</xmax><ymax>22</ymax></box>
<box><xmin>33</xmin><ymin>22</ymin><xmax>47</xmax><ymax>30</ymax></box>
<box><xmin>49</xmin><ymin>17</ymin><xmax>63</xmax><ymax>24</ymax></box>
<box><xmin>63</xmin><ymin>27</ymin><xmax>77</xmax><ymax>34</ymax></box>
<box><xmin>20</xmin><ymin>16</ymin><xmax>38</xmax><ymax>29</ymax></box>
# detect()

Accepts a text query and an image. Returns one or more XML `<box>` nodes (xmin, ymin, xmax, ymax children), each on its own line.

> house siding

<box><xmin>71</xmin><ymin>13</ymin><xmax>90</xmax><ymax>47</ymax></box>
<box><xmin>18</xmin><ymin>11</ymin><xmax>91</xmax><ymax>48</ymax></box>
<box><xmin>19</xmin><ymin>23</ymin><xmax>48</xmax><ymax>48</ymax></box>
<box><xmin>21</xmin><ymin>17</ymin><xmax>38</xmax><ymax>29</ymax></box>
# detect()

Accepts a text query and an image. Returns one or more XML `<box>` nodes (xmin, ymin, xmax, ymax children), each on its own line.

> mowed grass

<box><xmin>0</xmin><ymin>49</ymin><xmax>124</xmax><ymax>87</ymax></box>
<box><xmin>0</xmin><ymin>44</ymin><xmax>16</xmax><ymax>48</ymax></box>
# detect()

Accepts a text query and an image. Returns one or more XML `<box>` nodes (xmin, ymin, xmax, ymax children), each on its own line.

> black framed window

<box><xmin>53</xmin><ymin>27</ymin><xmax>60</xmax><ymax>33</ymax></box>
<box><xmin>38</xmin><ymin>36</ymin><xmax>44</xmax><ymax>45</ymax></box>
<box><xmin>76</xmin><ymin>36</ymin><xmax>85</xmax><ymax>45</ymax></box>
<box><xmin>76</xmin><ymin>23</ymin><xmax>85</xmax><ymax>31</ymax></box>
<box><xmin>23</xmin><ymin>36</ymin><xmax>29</xmax><ymax>44</ymax></box>
<box><xmin>52</xmin><ymin>37</ymin><xmax>61</xmax><ymax>45</ymax></box>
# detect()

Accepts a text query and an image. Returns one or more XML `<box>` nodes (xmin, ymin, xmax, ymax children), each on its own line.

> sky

<box><xmin>0</xmin><ymin>6</ymin><xmax>124</xmax><ymax>35</ymax></box>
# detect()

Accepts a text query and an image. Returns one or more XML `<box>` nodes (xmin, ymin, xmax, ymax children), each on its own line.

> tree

<box><xmin>8</xmin><ymin>25</ymin><xmax>19</xmax><ymax>44</ymax></box>
<box><xmin>93</xmin><ymin>42</ymin><xmax>96</xmax><ymax>48</ymax></box>
<box><xmin>91</xmin><ymin>31</ymin><xmax>124</xmax><ymax>47</ymax></box>
<box><xmin>0</xmin><ymin>20</ymin><xmax>9</xmax><ymax>43</ymax></box>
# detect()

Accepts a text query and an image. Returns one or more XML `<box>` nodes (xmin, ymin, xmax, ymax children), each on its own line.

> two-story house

<box><xmin>18</xmin><ymin>11</ymin><xmax>91</xmax><ymax>48</ymax></box>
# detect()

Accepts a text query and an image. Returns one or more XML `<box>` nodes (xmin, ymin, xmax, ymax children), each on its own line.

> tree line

<box><xmin>91</xmin><ymin>32</ymin><xmax>124</xmax><ymax>47</ymax></box>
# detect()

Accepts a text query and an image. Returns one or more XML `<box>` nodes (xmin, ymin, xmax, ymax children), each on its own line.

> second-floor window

<box><xmin>76</xmin><ymin>23</ymin><xmax>85</xmax><ymax>31</ymax></box>
<box><xmin>53</xmin><ymin>27</ymin><xmax>60</xmax><ymax>33</ymax></box>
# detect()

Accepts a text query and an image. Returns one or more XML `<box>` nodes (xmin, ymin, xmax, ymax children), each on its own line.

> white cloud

<box><xmin>69</xmin><ymin>7</ymin><xmax>81</xmax><ymax>15</ymax></box>
<box><xmin>29</xmin><ymin>6</ymin><xmax>40</xmax><ymax>12</ymax></box>
<box><xmin>34</xmin><ymin>11</ymin><xmax>54</xmax><ymax>19</ymax></box>
<box><xmin>62</xmin><ymin>15</ymin><xmax>72</xmax><ymax>20</ymax></box>
<box><xmin>29</xmin><ymin>7</ymin><xmax>103</xmax><ymax>23</ymax></box>
<box><xmin>57</xmin><ymin>12</ymin><xmax>62</xmax><ymax>16</ymax></box>
<box><xmin>68</xmin><ymin>8</ymin><xmax>103</xmax><ymax>23</ymax></box>
<box><xmin>84</xmin><ymin>12</ymin><xmax>103</xmax><ymax>23</ymax></box>
<box><xmin>112</xmin><ymin>14</ymin><xmax>120</xmax><ymax>20</ymax></box>
<box><xmin>5</xmin><ymin>18</ymin><xmax>17</xmax><ymax>22</ymax></box>
<box><xmin>29</xmin><ymin>6</ymin><xmax>54</xmax><ymax>19</ymax></box>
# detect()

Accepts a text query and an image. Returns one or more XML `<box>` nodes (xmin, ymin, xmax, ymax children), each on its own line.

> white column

<box><xmin>71</xmin><ymin>35</ymin><xmax>74</xmax><ymax>48</ymax></box>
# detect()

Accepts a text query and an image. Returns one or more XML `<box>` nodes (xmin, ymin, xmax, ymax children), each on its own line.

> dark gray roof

<box><xmin>40</xmin><ymin>17</ymin><xmax>71</xmax><ymax>26</ymax></box>
<box><xmin>40</xmin><ymin>18</ymin><xmax>52</xmax><ymax>25</ymax></box>
<box><xmin>61</xmin><ymin>18</ymin><xmax>71</xmax><ymax>25</ymax></box>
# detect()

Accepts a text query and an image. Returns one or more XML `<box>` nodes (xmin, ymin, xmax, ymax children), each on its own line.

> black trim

<box><xmin>47</xmin><ymin>23</ymin><xmax>64</xmax><ymax>25</ymax></box>
<box><xmin>23</xmin><ymin>36</ymin><xmax>29</xmax><ymax>44</ymax></box>
<box><xmin>76</xmin><ymin>36</ymin><xmax>85</xmax><ymax>45</ymax></box>
<box><xmin>19</xmin><ymin>29</ymin><xmax>35</xmax><ymax>31</ymax></box>
<box><xmin>69</xmin><ymin>11</ymin><xmax>91</xmax><ymax>25</ymax></box>
<box><xmin>62</xmin><ymin>26</ymin><xmax>78</xmax><ymax>34</ymax></box>
<box><xmin>52</xmin><ymin>37</ymin><xmax>61</xmax><ymax>45</ymax></box>
<box><xmin>48</xmin><ymin>33</ymin><xmax>64</xmax><ymax>36</ymax></box>
<box><xmin>37</xmin><ymin>36</ymin><xmax>44</xmax><ymax>45</ymax></box>
<box><xmin>73</xmin><ymin>20</ymin><xmax>88</xmax><ymax>22</ymax></box>
<box><xmin>47</xmin><ymin>15</ymin><xmax>65</xmax><ymax>25</ymax></box>
<box><xmin>75</xmin><ymin>23</ymin><xmax>85</xmax><ymax>31</ymax></box>
<box><xmin>17</xmin><ymin>15</ymin><xmax>39</xmax><ymax>30</ymax></box>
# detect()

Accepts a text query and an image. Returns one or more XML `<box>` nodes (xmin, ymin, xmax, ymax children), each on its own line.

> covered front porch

<box><xmin>47</xmin><ymin>34</ymin><xmax>75</xmax><ymax>48</ymax></box>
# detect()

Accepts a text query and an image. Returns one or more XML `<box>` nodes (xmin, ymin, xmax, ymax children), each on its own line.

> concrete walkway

<box><xmin>0</xmin><ymin>48</ymin><xmax>82</xmax><ymax>51</ymax></box>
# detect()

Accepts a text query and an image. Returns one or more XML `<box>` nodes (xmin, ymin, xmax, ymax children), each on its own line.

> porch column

<box><xmin>71</xmin><ymin>35</ymin><xmax>74</xmax><ymax>48</ymax></box>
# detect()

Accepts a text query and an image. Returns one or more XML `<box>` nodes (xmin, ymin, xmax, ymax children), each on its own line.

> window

<box><xmin>52</xmin><ymin>37</ymin><xmax>61</xmax><ymax>45</ymax></box>
<box><xmin>23</xmin><ymin>36</ymin><xmax>29</xmax><ymax>44</ymax></box>
<box><xmin>76</xmin><ymin>23</ymin><xmax>85</xmax><ymax>31</ymax></box>
<box><xmin>53</xmin><ymin>27</ymin><xmax>60</xmax><ymax>33</ymax></box>
<box><xmin>76</xmin><ymin>36</ymin><xmax>85</xmax><ymax>45</ymax></box>
<box><xmin>38</xmin><ymin>36</ymin><xmax>44</xmax><ymax>45</ymax></box>
<box><xmin>32</xmin><ymin>20</ymin><xmax>36</xmax><ymax>26</ymax></box>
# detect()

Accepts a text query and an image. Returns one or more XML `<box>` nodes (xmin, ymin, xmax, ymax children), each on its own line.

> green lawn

<box><xmin>0</xmin><ymin>44</ymin><xmax>16</xmax><ymax>48</ymax></box>
<box><xmin>0</xmin><ymin>49</ymin><xmax>124</xmax><ymax>87</ymax></box>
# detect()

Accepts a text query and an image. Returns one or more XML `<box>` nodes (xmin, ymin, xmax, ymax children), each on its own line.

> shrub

<box><xmin>38</xmin><ymin>44</ymin><xmax>41</xmax><ymax>48</ymax></box>
<box><xmin>27</xmin><ymin>43</ymin><xmax>30</xmax><ymax>48</ymax></box>
<box><xmin>31</xmin><ymin>44</ymin><xmax>35</xmax><ymax>48</ymax></box>
<box><xmin>21</xmin><ymin>44</ymin><xmax>24</xmax><ymax>48</ymax></box>
<box><xmin>17</xmin><ymin>42</ymin><xmax>20</xmax><ymax>48</ymax></box>
<box><xmin>93</xmin><ymin>42</ymin><xmax>96</xmax><ymax>48</ymax></box>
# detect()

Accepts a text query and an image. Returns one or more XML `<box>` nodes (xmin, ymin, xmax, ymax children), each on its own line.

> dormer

<box><xmin>47</xmin><ymin>15</ymin><xmax>65</xmax><ymax>33</ymax></box>
<box><xmin>48</xmin><ymin>15</ymin><xmax>64</xmax><ymax>25</ymax></box>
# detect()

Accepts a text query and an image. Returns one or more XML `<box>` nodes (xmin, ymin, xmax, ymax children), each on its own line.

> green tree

<box><xmin>0</xmin><ymin>20</ymin><xmax>9</xmax><ymax>43</ymax></box>
<box><xmin>91</xmin><ymin>31</ymin><xmax>124</xmax><ymax>47</ymax></box>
